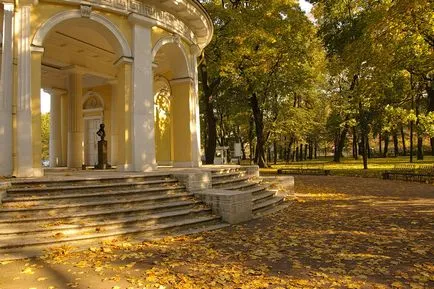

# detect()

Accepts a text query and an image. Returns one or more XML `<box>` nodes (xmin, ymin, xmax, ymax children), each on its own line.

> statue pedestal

<box><xmin>96</xmin><ymin>140</ymin><xmax>107</xmax><ymax>169</ymax></box>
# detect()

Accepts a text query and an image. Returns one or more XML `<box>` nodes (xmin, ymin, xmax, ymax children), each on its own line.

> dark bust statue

<box><xmin>96</xmin><ymin>123</ymin><xmax>106</xmax><ymax>141</ymax></box>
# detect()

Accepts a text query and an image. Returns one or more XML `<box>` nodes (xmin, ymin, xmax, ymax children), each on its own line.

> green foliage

<box><xmin>200</xmin><ymin>0</ymin><xmax>327</xmax><ymax>166</ymax></box>
<box><xmin>41</xmin><ymin>113</ymin><xmax>50</xmax><ymax>161</ymax></box>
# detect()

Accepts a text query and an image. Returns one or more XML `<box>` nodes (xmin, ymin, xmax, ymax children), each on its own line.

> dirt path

<box><xmin>0</xmin><ymin>176</ymin><xmax>433</xmax><ymax>289</ymax></box>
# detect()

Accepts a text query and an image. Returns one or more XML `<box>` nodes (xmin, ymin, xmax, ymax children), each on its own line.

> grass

<box><xmin>258</xmin><ymin>155</ymin><xmax>434</xmax><ymax>178</ymax></box>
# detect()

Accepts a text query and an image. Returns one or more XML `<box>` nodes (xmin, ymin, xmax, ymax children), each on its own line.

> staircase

<box><xmin>211</xmin><ymin>168</ymin><xmax>286</xmax><ymax>216</ymax></box>
<box><xmin>0</xmin><ymin>173</ymin><xmax>226</xmax><ymax>260</ymax></box>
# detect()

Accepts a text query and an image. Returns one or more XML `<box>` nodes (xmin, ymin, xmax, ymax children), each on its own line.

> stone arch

<box><xmin>83</xmin><ymin>91</ymin><xmax>104</xmax><ymax>110</ymax></box>
<box><xmin>32</xmin><ymin>9</ymin><xmax>132</xmax><ymax>59</ymax></box>
<box><xmin>153</xmin><ymin>75</ymin><xmax>173</xmax><ymax>165</ymax></box>
<box><xmin>154</xmin><ymin>75</ymin><xmax>172</xmax><ymax>99</ymax></box>
<box><xmin>152</xmin><ymin>35</ymin><xmax>191</xmax><ymax>78</ymax></box>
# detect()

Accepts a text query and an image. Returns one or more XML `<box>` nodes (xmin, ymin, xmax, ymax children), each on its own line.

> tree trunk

<box><xmin>352</xmin><ymin>128</ymin><xmax>358</xmax><ymax>160</ymax></box>
<box><xmin>333</xmin><ymin>127</ymin><xmax>348</xmax><ymax>162</ymax></box>
<box><xmin>367</xmin><ymin>135</ymin><xmax>372</xmax><ymax>159</ymax></box>
<box><xmin>410</xmin><ymin>121</ymin><xmax>414</xmax><ymax>163</ymax></box>
<box><xmin>361</xmin><ymin>132</ymin><xmax>368</xmax><ymax>170</ymax></box>
<box><xmin>249</xmin><ymin>116</ymin><xmax>254</xmax><ymax>164</ymax></box>
<box><xmin>393</xmin><ymin>132</ymin><xmax>399</xmax><ymax>157</ymax></box>
<box><xmin>295</xmin><ymin>146</ymin><xmax>299</xmax><ymax>162</ymax></box>
<box><xmin>199</xmin><ymin>60</ymin><xmax>220</xmax><ymax>164</ymax></box>
<box><xmin>383</xmin><ymin>133</ymin><xmax>389</xmax><ymax>158</ymax></box>
<box><xmin>250</xmin><ymin>93</ymin><xmax>267</xmax><ymax>168</ymax></box>
<box><xmin>273</xmin><ymin>141</ymin><xmax>277</xmax><ymax>164</ymax></box>
<box><xmin>308</xmin><ymin>140</ymin><xmax>313</xmax><ymax>160</ymax></box>
<box><xmin>427</xmin><ymin>79</ymin><xmax>434</xmax><ymax>155</ymax></box>
<box><xmin>378</xmin><ymin>133</ymin><xmax>382</xmax><ymax>155</ymax></box>
<box><xmin>400</xmin><ymin>126</ymin><xmax>407</xmax><ymax>156</ymax></box>
<box><xmin>304</xmin><ymin>144</ymin><xmax>308</xmax><ymax>160</ymax></box>
<box><xmin>431</xmin><ymin>138</ymin><xmax>434</xmax><ymax>156</ymax></box>
<box><xmin>417</xmin><ymin>137</ymin><xmax>424</xmax><ymax>160</ymax></box>
<box><xmin>299</xmin><ymin>144</ymin><xmax>304</xmax><ymax>161</ymax></box>
<box><xmin>416</xmin><ymin>93</ymin><xmax>423</xmax><ymax>160</ymax></box>
<box><xmin>314</xmin><ymin>142</ymin><xmax>318</xmax><ymax>159</ymax></box>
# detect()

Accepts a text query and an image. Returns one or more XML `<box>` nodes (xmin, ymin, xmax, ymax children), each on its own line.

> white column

<box><xmin>0</xmin><ymin>3</ymin><xmax>14</xmax><ymax>176</ymax></box>
<box><xmin>15</xmin><ymin>5</ymin><xmax>33</xmax><ymax>177</ymax></box>
<box><xmin>67</xmin><ymin>72</ymin><xmax>84</xmax><ymax>168</ymax></box>
<box><xmin>129</xmin><ymin>14</ymin><xmax>157</xmax><ymax>171</ymax></box>
<box><xmin>109</xmin><ymin>81</ymin><xmax>118</xmax><ymax>166</ymax></box>
<box><xmin>48</xmin><ymin>88</ymin><xmax>64</xmax><ymax>167</ymax></box>
<box><xmin>190</xmin><ymin>45</ymin><xmax>202</xmax><ymax>167</ymax></box>
<box><xmin>60</xmin><ymin>92</ymin><xmax>68</xmax><ymax>166</ymax></box>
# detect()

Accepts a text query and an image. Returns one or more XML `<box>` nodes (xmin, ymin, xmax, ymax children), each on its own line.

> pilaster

<box><xmin>129</xmin><ymin>15</ymin><xmax>157</xmax><ymax>171</ymax></box>
<box><xmin>67</xmin><ymin>72</ymin><xmax>84</xmax><ymax>168</ymax></box>
<box><xmin>48</xmin><ymin>88</ymin><xmax>66</xmax><ymax>167</ymax></box>
<box><xmin>190</xmin><ymin>45</ymin><xmax>202</xmax><ymax>167</ymax></box>
<box><xmin>171</xmin><ymin>78</ymin><xmax>194</xmax><ymax>167</ymax></box>
<box><xmin>30</xmin><ymin>47</ymin><xmax>44</xmax><ymax>177</ymax></box>
<box><xmin>0</xmin><ymin>3</ymin><xmax>14</xmax><ymax>176</ymax></box>
<box><xmin>114</xmin><ymin>59</ymin><xmax>132</xmax><ymax>171</ymax></box>
<box><xmin>109</xmin><ymin>81</ymin><xmax>118</xmax><ymax>167</ymax></box>
<box><xmin>15</xmin><ymin>4</ymin><xmax>34</xmax><ymax>177</ymax></box>
<box><xmin>60</xmin><ymin>91</ymin><xmax>68</xmax><ymax>166</ymax></box>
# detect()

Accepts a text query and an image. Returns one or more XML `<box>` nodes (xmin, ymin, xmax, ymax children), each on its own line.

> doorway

<box><xmin>84</xmin><ymin>117</ymin><xmax>102</xmax><ymax>166</ymax></box>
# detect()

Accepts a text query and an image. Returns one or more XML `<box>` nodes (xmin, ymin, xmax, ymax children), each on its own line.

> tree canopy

<box><xmin>198</xmin><ymin>0</ymin><xmax>434</xmax><ymax>167</ymax></box>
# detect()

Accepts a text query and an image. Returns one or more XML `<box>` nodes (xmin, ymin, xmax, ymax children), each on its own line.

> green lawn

<box><xmin>259</xmin><ymin>156</ymin><xmax>434</xmax><ymax>178</ymax></box>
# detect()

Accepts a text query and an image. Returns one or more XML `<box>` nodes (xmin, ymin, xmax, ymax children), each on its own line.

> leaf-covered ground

<box><xmin>0</xmin><ymin>176</ymin><xmax>433</xmax><ymax>289</ymax></box>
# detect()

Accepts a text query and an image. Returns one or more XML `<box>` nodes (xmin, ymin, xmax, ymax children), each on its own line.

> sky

<box><xmin>299</xmin><ymin>0</ymin><xmax>313</xmax><ymax>14</ymax></box>
<box><xmin>41</xmin><ymin>90</ymin><xmax>50</xmax><ymax>114</ymax></box>
<box><xmin>40</xmin><ymin>0</ymin><xmax>314</xmax><ymax>114</ymax></box>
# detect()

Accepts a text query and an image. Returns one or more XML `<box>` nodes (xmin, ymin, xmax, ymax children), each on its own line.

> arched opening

<box><xmin>154</xmin><ymin>76</ymin><xmax>173</xmax><ymax>165</ymax></box>
<box><xmin>153</xmin><ymin>39</ymin><xmax>193</xmax><ymax>166</ymax></box>
<box><xmin>36</xmin><ymin>12</ymin><xmax>130</xmax><ymax>169</ymax></box>
<box><xmin>82</xmin><ymin>92</ymin><xmax>104</xmax><ymax>167</ymax></box>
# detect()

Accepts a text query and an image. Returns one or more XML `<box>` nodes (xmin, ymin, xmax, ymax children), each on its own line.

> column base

<box><xmin>67</xmin><ymin>132</ymin><xmax>84</xmax><ymax>168</ymax></box>
<box><xmin>173</xmin><ymin>161</ymin><xmax>201</xmax><ymax>168</ymax></box>
<box><xmin>15</xmin><ymin>167</ymin><xmax>44</xmax><ymax>178</ymax></box>
<box><xmin>139</xmin><ymin>163</ymin><xmax>157</xmax><ymax>172</ymax></box>
<box><xmin>117</xmin><ymin>164</ymin><xmax>134</xmax><ymax>172</ymax></box>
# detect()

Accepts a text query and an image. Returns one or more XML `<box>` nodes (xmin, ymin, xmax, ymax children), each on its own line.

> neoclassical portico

<box><xmin>0</xmin><ymin>0</ymin><xmax>212</xmax><ymax>177</ymax></box>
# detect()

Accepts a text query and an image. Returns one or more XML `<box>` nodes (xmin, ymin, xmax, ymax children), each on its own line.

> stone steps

<box><xmin>2</xmin><ymin>188</ymin><xmax>189</xmax><ymax>208</ymax></box>
<box><xmin>0</xmin><ymin>174</ymin><xmax>225</xmax><ymax>260</ymax></box>
<box><xmin>0</xmin><ymin>193</ymin><xmax>196</xmax><ymax>218</ymax></box>
<box><xmin>211</xmin><ymin>175</ymin><xmax>251</xmax><ymax>187</ymax></box>
<box><xmin>9</xmin><ymin>174</ymin><xmax>172</xmax><ymax>188</ymax></box>
<box><xmin>211</xmin><ymin>170</ymin><xmax>286</xmax><ymax>216</ymax></box>
<box><xmin>2</xmin><ymin>186</ymin><xmax>186</xmax><ymax>205</ymax></box>
<box><xmin>253</xmin><ymin>195</ymin><xmax>284</xmax><ymax>213</ymax></box>
<box><xmin>0</xmin><ymin>222</ymin><xmax>230</xmax><ymax>261</ymax></box>
<box><xmin>7</xmin><ymin>179</ymin><xmax>179</xmax><ymax>197</ymax></box>
<box><xmin>252</xmin><ymin>190</ymin><xmax>276</xmax><ymax>203</ymax></box>
<box><xmin>0</xmin><ymin>214</ymin><xmax>221</xmax><ymax>249</ymax></box>
<box><xmin>0</xmin><ymin>207</ymin><xmax>212</xmax><ymax>235</ymax></box>
<box><xmin>0</xmin><ymin>200</ymin><xmax>199</xmax><ymax>224</ymax></box>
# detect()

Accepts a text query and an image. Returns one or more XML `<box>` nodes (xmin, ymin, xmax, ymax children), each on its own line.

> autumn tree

<box><xmin>200</xmin><ymin>0</ymin><xmax>325</xmax><ymax>167</ymax></box>
<box><xmin>311</xmin><ymin>0</ymin><xmax>434</xmax><ymax>167</ymax></box>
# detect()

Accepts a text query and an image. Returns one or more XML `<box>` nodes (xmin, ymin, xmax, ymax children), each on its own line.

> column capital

<box><xmin>16</xmin><ymin>0</ymin><xmax>38</xmax><ymax>7</ymax></box>
<box><xmin>30</xmin><ymin>45</ymin><xmax>44</xmax><ymax>54</ymax></box>
<box><xmin>45</xmin><ymin>87</ymin><xmax>67</xmax><ymax>96</ymax></box>
<box><xmin>3</xmin><ymin>3</ymin><xmax>14</xmax><ymax>11</ymax></box>
<box><xmin>114</xmin><ymin>56</ymin><xmax>133</xmax><ymax>67</ymax></box>
<box><xmin>128</xmin><ymin>13</ymin><xmax>156</xmax><ymax>28</ymax></box>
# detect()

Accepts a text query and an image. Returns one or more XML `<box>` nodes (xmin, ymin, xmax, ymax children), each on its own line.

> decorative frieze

<box><xmin>56</xmin><ymin>0</ymin><xmax>210</xmax><ymax>46</ymax></box>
